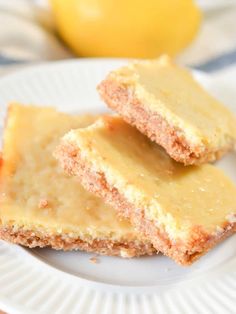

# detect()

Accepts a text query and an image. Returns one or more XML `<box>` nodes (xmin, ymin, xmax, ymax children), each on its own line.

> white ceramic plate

<box><xmin>0</xmin><ymin>59</ymin><xmax>236</xmax><ymax>314</ymax></box>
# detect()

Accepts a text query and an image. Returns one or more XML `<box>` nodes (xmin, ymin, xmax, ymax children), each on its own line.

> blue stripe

<box><xmin>1</xmin><ymin>49</ymin><xmax>236</xmax><ymax>72</ymax></box>
<box><xmin>0</xmin><ymin>55</ymin><xmax>28</xmax><ymax>66</ymax></box>
<box><xmin>193</xmin><ymin>48</ymin><xmax>236</xmax><ymax>72</ymax></box>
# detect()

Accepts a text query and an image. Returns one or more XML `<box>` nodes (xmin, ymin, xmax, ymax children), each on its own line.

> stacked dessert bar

<box><xmin>55</xmin><ymin>56</ymin><xmax>236</xmax><ymax>265</ymax></box>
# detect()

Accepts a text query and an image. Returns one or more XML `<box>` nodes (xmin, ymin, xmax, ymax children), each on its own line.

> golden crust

<box><xmin>55</xmin><ymin>141</ymin><xmax>236</xmax><ymax>265</ymax></box>
<box><xmin>97</xmin><ymin>79</ymin><xmax>232</xmax><ymax>165</ymax></box>
<box><xmin>0</xmin><ymin>224</ymin><xmax>155</xmax><ymax>257</ymax></box>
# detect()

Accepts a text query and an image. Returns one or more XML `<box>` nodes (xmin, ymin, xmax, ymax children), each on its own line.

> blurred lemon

<box><xmin>49</xmin><ymin>0</ymin><xmax>201</xmax><ymax>58</ymax></box>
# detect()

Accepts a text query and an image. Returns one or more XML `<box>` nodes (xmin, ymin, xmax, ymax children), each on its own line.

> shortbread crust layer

<box><xmin>0</xmin><ymin>224</ymin><xmax>154</xmax><ymax>257</ymax></box>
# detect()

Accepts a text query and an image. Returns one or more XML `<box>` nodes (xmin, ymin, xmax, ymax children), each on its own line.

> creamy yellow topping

<box><xmin>110</xmin><ymin>56</ymin><xmax>236</xmax><ymax>149</ymax></box>
<box><xmin>66</xmin><ymin>116</ymin><xmax>236</xmax><ymax>241</ymax></box>
<box><xmin>0</xmin><ymin>104</ymin><xmax>141</xmax><ymax>242</ymax></box>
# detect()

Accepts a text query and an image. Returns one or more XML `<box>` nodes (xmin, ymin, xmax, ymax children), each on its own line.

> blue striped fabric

<box><xmin>0</xmin><ymin>54</ymin><xmax>28</xmax><ymax>66</ymax></box>
<box><xmin>193</xmin><ymin>48</ymin><xmax>236</xmax><ymax>73</ymax></box>
<box><xmin>1</xmin><ymin>49</ymin><xmax>236</xmax><ymax>73</ymax></box>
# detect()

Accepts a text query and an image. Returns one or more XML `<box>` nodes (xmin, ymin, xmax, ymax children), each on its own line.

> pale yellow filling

<box><xmin>65</xmin><ymin>116</ymin><xmax>236</xmax><ymax>241</ymax></box>
<box><xmin>0</xmin><ymin>104</ymin><xmax>142</xmax><ymax>242</ymax></box>
<box><xmin>110</xmin><ymin>56</ymin><xmax>236</xmax><ymax>150</ymax></box>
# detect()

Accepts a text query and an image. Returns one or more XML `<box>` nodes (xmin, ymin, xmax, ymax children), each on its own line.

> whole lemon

<box><xmin>49</xmin><ymin>0</ymin><xmax>201</xmax><ymax>58</ymax></box>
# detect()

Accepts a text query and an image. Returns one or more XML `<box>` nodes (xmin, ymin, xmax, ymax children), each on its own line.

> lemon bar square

<box><xmin>0</xmin><ymin>104</ymin><xmax>155</xmax><ymax>257</ymax></box>
<box><xmin>97</xmin><ymin>56</ymin><xmax>236</xmax><ymax>165</ymax></box>
<box><xmin>55</xmin><ymin>116</ymin><xmax>236</xmax><ymax>265</ymax></box>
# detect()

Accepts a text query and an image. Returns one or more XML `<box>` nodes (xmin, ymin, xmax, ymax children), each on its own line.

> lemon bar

<box><xmin>55</xmin><ymin>116</ymin><xmax>236</xmax><ymax>265</ymax></box>
<box><xmin>97</xmin><ymin>56</ymin><xmax>236</xmax><ymax>165</ymax></box>
<box><xmin>0</xmin><ymin>104</ymin><xmax>155</xmax><ymax>257</ymax></box>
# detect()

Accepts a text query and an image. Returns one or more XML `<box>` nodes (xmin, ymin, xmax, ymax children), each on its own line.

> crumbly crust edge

<box><xmin>0</xmin><ymin>223</ymin><xmax>155</xmax><ymax>258</ymax></box>
<box><xmin>97</xmin><ymin>79</ymin><xmax>233</xmax><ymax>165</ymax></box>
<box><xmin>55</xmin><ymin>141</ymin><xmax>236</xmax><ymax>265</ymax></box>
